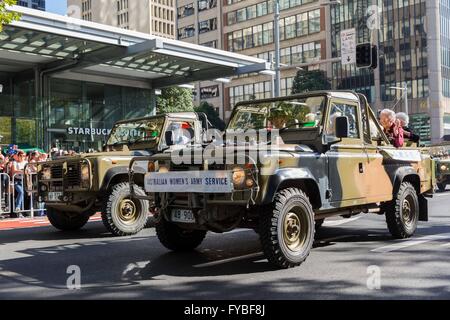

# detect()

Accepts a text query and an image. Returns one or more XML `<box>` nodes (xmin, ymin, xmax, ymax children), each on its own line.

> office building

<box><xmin>176</xmin><ymin>0</ymin><xmax>223</xmax><ymax>115</ymax></box>
<box><xmin>17</xmin><ymin>0</ymin><xmax>45</xmax><ymax>11</ymax></box>
<box><xmin>67</xmin><ymin>0</ymin><xmax>176</xmax><ymax>39</ymax></box>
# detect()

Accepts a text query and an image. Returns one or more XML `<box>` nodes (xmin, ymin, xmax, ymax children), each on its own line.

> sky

<box><xmin>46</xmin><ymin>0</ymin><xmax>68</xmax><ymax>16</ymax></box>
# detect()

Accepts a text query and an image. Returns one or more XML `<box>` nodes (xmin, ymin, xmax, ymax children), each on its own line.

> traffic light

<box><xmin>356</xmin><ymin>43</ymin><xmax>378</xmax><ymax>69</ymax></box>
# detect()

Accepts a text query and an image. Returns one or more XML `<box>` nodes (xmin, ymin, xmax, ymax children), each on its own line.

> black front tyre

<box><xmin>156</xmin><ymin>218</ymin><xmax>207</xmax><ymax>251</ymax></box>
<box><xmin>259</xmin><ymin>188</ymin><xmax>315</xmax><ymax>269</ymax></box>
<box><xmin>386</xmin><ymin>182</ymin><xmax>419</xmax><ymax>239</ymax></box>
<box><xmin>102</xmin><ymin>182</ymin><xmax>149</xmax><ymax>237</ymax></box>
<box><xmin>47</xmin><ymin>207</ymin><xmax>89</xmax><ymax>231</ymax></box>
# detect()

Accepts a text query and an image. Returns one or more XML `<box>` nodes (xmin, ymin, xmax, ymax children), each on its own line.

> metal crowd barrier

<box><xmin>0</xmin><ymin>170</ymin><xmax>45</xmax><ymax>219</ymax></box>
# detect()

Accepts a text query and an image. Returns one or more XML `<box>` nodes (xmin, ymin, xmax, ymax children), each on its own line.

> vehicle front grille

<box><xmin>51</xmin><ymin>166</ymin><xmax>63</xmax><ymax>179</ymax></box>
<box><xmin>66</xmin><ymin>163</ymin><xmax>80</xmax><ymax>187</ymax></box>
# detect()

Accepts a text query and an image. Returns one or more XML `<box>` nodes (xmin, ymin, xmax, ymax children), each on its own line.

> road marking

<box><xmin>224</xmin><ymin>229</ymin><xmax>251</xmax><ymax>235</ymax></box>
<box><xmin>372</xmin><ymin>233</ymin><xmax>450</xmax><ymax>253</ymax></box>
<box><xmin>431</xmin><ymin>193</ymin><xmax>450</xmax><ymax>198</ymax></box>
<box><xmin>193</xmin><ymin>252</ymin><xmax>264</xmax><ymax>268</ymax></box>
<box><xmin>323</xmin><ymin>216</ymin><xmax>361</xmax><ymax>227</ymax></box>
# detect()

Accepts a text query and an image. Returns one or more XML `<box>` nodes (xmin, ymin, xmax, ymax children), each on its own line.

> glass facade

<box><xmin>331</xmin><ymin>0</ymin><xmax>376</xmax><ymax>102</ymax></box>
<box><xmin>378</xmin><ymin>0</ymin><xmax>428</xmax><ymax>101</ymax></box>
<box><xmin>0</xmin><ymin>75</ymin><xmax>153</xmax><ymax>153</ymax></box>
<box><xmin>330</xmin><ymin>0</ymin><xmax>429</xmax><ymax>104</ymax></box>
<box><xmin>441</xmin><ymin>0</ymin><xmax>450</xmax><ymax>97</ymax></box>
<box><xmin>45</xmin><ymin>79</ymin><xmax>153</xmax><ymax>152</ymax></box>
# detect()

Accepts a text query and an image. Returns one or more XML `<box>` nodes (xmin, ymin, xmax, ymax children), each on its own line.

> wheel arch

<box><xmin>262</xmin><ymin>169</ymin><xmax>322</xmax><ymax>210</ymax></box>
<box><xmin>100</xmin><ymin>167</ymin><xmax>145</xmax><ymax>192</ymax></box>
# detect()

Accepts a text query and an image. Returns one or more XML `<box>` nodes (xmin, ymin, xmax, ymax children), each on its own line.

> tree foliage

<box><xmin>291</xmin><ymin>70</ymin><xmax>331</xmax><ymax>95</ymax></box>
<box><xmin>156</xmin><ymin>87</ymin><xmax>194</xmax><ymax>114</ymax></box>
<box><xmin>194</xmin><ymin>101</ymin><xmax>226</xmax><ymax>131</ymax></box>
<box><xmin>0</xmin><ymin>0</ymin><xmax>21</xmax><ymax>32</ymax></box>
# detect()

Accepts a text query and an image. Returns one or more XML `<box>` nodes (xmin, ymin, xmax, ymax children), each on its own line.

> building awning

<box><xmin>0</xmin><ymin>5</ymin><xmax>271</xmax><ymax>88</ymax></box>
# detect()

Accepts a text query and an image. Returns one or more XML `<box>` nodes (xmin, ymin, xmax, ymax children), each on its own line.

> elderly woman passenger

<box><xmin>379</xmin><ymin>109</ymin><xmax>404</xmax><ymax>148</ymax></box>
<box><xmin>396</xmin><ymin>112</ymin><xmax>420</xmax><ymax>143</ymax></box>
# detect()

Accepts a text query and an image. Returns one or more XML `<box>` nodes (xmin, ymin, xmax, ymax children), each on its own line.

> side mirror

<box><xmin>335</xmin><ymin>116</ymin><xmax>349</xmax><ymax>139</ymax></box>
<box><xmin>165</xmin><ymin>131</ymin><xmax>174</xmax><ymax>146</ymax></box>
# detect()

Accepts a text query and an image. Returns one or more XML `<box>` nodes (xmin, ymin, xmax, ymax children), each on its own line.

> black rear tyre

<box><xmin>386</xmin><ymin>182</ymin><xmax>419</xmax><ymax>239</ymax></box>
<box><xmin>102</xmin><ymin>182</ymin><xmax>149</xmax><ymax>236</ymax></box>
<box><xmin>259</xmin><ymin>188</ymin><xmax>315</xmax><ymax>269</ymax></box>
<box><xmin>47</xmin><ymin>207</ymin><xmax>89</xmax><ymax>231</ymax></box>
<box><xmin>437</xmin><ymin>183</ymin><xmax>447</xmax><ymax>192</ymax></box>
<box><xmin>156</xmin><ymin>218</ymin><xmax>207</xmax><ymax>251</ymax></box>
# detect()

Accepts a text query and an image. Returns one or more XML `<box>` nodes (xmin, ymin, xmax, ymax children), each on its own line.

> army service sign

<box><xmin>145</xmin><ymin>171</ymin><xmax>234</xmax><ymax>193</ymax></box>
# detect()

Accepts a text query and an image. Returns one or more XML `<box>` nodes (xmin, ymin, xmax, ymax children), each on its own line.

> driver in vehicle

<box><xmin>167</xmin><ymin>122</ymin><xmax>193</xmax><ymax>145</ymax></box>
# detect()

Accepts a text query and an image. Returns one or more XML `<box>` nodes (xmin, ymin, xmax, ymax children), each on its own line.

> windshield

<box><xmin>228</xmin><ymin>96</ymin><xmax>326</xmax><ymax>131</ymax></box>
<box><xmin>106</xmin><ymin>117</ymin><xmax>165</xmax><ymax>147</ymax></box>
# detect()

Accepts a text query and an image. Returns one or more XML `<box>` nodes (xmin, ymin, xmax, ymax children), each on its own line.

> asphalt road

<box><xmin>1</xmin><ymin>192</ymin><xmax>450</xmax><ymax>300</ymax></box>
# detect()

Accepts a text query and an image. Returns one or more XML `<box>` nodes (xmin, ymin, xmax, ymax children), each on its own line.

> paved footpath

<box><xmin>0</xmin><ymin>214</ymin><xmax>102</xmax><ymax>231</ymax></box>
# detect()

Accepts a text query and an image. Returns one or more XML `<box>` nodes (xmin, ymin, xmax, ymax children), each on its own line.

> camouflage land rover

<box><xmin>36</xmin><ymin>112</ymin><xmax>210</xmax><ymax>236</ymax></box>
<box><xmin>134</xmin><ymin>91</ymin><xmax>435</xmax><ymax>269</ymax></box>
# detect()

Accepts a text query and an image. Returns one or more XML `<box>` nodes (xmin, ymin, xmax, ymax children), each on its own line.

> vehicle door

<box><xmin>361</xmin><ymin>104</ymin><xmax>395</xmax><ymax>203</ymax></box>
<box><xmin>325</xmin><ymin>98</ymin><xmax>367</xmax><ymax>208</ymax></box>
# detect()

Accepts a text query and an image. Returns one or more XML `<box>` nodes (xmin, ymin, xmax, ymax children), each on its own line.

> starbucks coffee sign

<box><xmin>67</xmin><ymin>127</ymin><xmax>112</xmax><ymax>136</ymax></box>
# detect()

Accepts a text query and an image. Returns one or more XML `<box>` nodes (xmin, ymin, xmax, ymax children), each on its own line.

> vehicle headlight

<box><xmin>441</xmin><ymin>165</ymin><xmax>448</xmax><ymax>171</ymax></box>
<box><xmin>41</xmin><ymin>167</ymin><xmax>52</xmax><ymax>180</ymax></box>
<box><xmin>81</xmin><ymin>164</ymin><xmax>90</xmax><ymax>181</ymax></box>
<box><xmin>158</xmin><ymin>165</ymin><xmax>169</xmax><ymax>173</ymax></box>
<box><xmin>231</xmin><ymin>166</ymin><xmax>246</xmax><ymax>187</ymax></box>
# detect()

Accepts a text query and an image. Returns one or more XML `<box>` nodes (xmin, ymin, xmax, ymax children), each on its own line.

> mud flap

<box><xmin>418</xmin><ymin>195</ymin><xmax>428</xmax><ymax>222</ymax></box>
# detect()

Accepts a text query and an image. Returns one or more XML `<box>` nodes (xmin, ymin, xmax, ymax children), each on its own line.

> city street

<box><xmin>1</xmin><ymin>192</ymin><xmax>450</xmax><ymax>300</ymax></box>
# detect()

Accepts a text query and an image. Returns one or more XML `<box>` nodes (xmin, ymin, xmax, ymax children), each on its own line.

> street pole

<box><xmin>273</xmin><ymin>0</ymin><xmax>281</xmax><ymax>98</ymax></box>
<box><xmin>404</xmin><ymin>83</ymin><xmax>409</xmax><ymax>115</ymax></box>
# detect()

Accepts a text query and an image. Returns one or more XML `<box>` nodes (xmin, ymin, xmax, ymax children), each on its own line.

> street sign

<box><xmin>341</xmin><ymin>28</ymin><xmax>356</xmax><ymax>66</ymax></box>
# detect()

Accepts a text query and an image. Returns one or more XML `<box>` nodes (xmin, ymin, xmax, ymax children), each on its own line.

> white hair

<box><xmin>396</xmin><ymin>112</ymin><xmax>409</xmax><ymax>126</ymax></box>
<box><xmin>380</xmin><ymin>109</ymin><xmax>396</xmax><ymax>120</ymax></box>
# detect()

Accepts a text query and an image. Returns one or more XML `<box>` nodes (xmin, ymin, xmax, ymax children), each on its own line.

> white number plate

<box><xmin>48</xmin><ymin>192</ymin><xmax>63</xmax><ymax>202</ymax></box>
<box><xmin>171</xmin><ymin>209</ymin><xmax>196</xmax><ymax>224</ymax></box>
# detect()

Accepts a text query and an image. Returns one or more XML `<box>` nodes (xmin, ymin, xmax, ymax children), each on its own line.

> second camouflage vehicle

<box><xmin>136</xmin><ymin>91</ymin><xmax>435</xmax><ymax>269</ymax></box>
<box><xmin>36</xmin><ymin>113</ymin><xmax>210</xmax><ymax>236</ymax></box>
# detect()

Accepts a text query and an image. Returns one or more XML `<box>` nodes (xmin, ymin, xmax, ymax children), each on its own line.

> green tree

<box><xmin>194</xmin><ymin>101</ymin><xmax>226</xmax><ymax>131</ymax></box>
<box><xmin>291</xmin><ymin>70</ymin><xmax>331</xmax><ymax>95</ymax></box>
<box><xmin>156</xmin><ymin>87</ymin><xmax>194</xmax><ymax>114</ymax></box>
<box><xmin>0</xmin><ymin>0</ymin><xmax>21</xmax><ymax>32</ymax></box>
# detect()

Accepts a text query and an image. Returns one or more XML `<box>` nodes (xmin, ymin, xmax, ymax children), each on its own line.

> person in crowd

<box><xmin>379</xmin><ymin>109</ymin><xmax>404</xmax><ymax>148</ymax></box>
<box><xmin>38</xmin><ymin>152</ymin><xmax>48</xmax><ymax>162</ymax></box>
<box><xmin>396</xmin><ymin>112</ymin><xmax>420</xmax><ymax>144</ymax></box>
<box><xmin>9</xmin><ymin>150</ymin><xmax>28</xmax><ymax>217</ymax></box>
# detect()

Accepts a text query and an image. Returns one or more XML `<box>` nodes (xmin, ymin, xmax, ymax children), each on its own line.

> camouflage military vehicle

<box><xmin>134</xmin><ymin>91</ymin><xmax>434</xmax><ymax>269</ymax></box>
<box><xmin>36</xmin><ymin>113</ymin><xmax>209</xmax><ymax>236</ymax></box>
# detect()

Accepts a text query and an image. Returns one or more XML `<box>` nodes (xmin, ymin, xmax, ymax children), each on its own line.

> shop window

<box><xmin>16</xmin><ymin>119</ymin><xmax>36</xmax><ymax>146</ymax></box>
<box><xmin>0</xmin><ymin>117</ymin><xmax>12</xmax><ymax>144</ymax></box>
